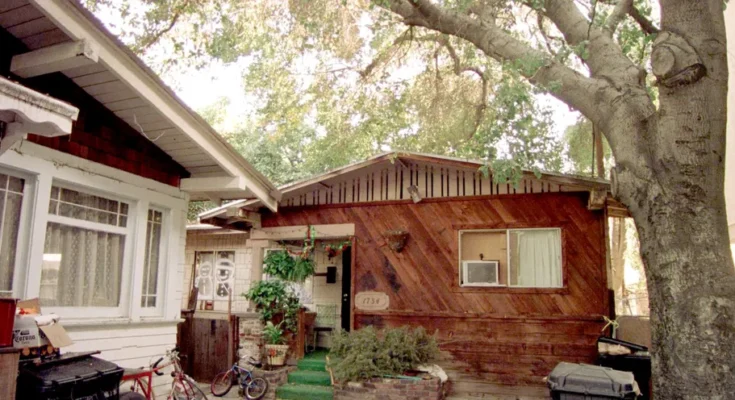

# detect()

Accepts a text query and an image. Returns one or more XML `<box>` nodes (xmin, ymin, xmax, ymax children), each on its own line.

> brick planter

<box><xmin>252</xmin><ymin>366</ymin><xmax>295</xmax><ymax>400</ymax></box>
<box><xmin>334</xmin><ymin>376</ymin><xmax>444</xmax><ymax>400</ymax></box>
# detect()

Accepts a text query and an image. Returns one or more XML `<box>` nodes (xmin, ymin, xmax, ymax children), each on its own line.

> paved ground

<box><xmin>195</xmin><ymin>381</ymin><xmax>242</xmax><ymax>399</ymax></box>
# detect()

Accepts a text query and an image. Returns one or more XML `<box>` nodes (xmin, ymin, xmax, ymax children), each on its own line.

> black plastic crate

<box><xmin>597</xmin><ymin>337</ymin><xmax>651</xmax><ymax>399</ymax></box>
<box><xmin>17</xmin><ymin>354</ymin><xmax>123</xmax><ymax>400</ymax></box>
<box><xmin>547</xmin><ymin>362</ymin><xmax>639</xmax><ymax>400</ymax></box>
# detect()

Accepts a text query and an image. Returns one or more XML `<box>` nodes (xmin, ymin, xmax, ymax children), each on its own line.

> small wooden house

<box><xmin>197</xmin><ymin>152</ymin><xmax>622</xmax><ymax>397</ymax></box>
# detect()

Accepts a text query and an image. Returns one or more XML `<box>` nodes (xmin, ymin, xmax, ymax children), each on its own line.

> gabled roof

<box><xmin>198</xmin><ymin>151</ymin><xmax>610</xmax><ymax>222</ymax></box>
<box><xmin>1</xmin><ymin>0</ymin><xmax>279</xmax><ymax>209</ymax></box>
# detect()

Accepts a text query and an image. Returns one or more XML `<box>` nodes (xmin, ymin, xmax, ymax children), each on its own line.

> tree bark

<box><xmin>612</xmin><ymin>2</ymin><xmax>735</xmax><ymax>397</ymax></box>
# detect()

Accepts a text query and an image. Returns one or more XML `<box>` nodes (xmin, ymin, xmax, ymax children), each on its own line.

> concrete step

<box><xmin>297</xmin><ymin>358</ymin><xmax>328</xmax><ymax>372</ymax></box>
<box><xmin>288</xmin><ymin>370</ymin><xmax>332</xmax><ymax>386</ymax></box>
<box><xmin>276</xmin><ymin>383</ymin><xmax>334</xmax><ymax>400</ymax></box>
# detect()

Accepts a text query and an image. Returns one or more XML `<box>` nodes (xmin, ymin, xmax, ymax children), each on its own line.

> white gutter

<box><xmin>0</xmin><ymin>76</ymin><xmax>79</xmax><ymax>155</ymax></box>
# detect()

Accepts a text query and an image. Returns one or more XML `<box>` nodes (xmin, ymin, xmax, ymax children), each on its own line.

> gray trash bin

<box><xmin>547</xmin><ymin>362</ymin><xmax>639</xmax><ymax>399</ymax></box>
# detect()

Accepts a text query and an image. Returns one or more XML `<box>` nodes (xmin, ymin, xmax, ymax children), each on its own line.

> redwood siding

<box><xmin>1</xmin><ymin>27</ymin><xmax>188</xmax><ymax>186</ymax></box>
<box><xmin>261</xmin><ymin>192</ymin><xmax>608</xmax><ymax>387</ymax></box>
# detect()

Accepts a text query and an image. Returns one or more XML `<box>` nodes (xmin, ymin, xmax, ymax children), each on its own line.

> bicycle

<box><xmin>120</xmin><ymin>348</ymin><xmax>209</xmax><ymax>400</ymax></box>
<box><xmin>210</xmin><ymin>356</ymin><xmax>268</xmax><ymax>399</ymax></box>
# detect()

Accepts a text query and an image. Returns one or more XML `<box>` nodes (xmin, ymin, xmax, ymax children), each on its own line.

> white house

<box><xmin>0</xmin><ymin>0</ymin><xmax>278</xmax><ymax>392</ymax></box>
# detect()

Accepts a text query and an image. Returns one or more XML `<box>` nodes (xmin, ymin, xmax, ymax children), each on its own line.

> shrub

<box><xmin>329</xmin><ymin>326</ymin><xmax>439</xmax><ymax>382</ymax></box>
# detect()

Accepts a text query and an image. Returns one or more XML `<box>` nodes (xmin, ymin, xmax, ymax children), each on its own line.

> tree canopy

<box><xmin>86</xmin><ymin>0</ymin><xmax>610</xmax><ymax>184</ymax></box>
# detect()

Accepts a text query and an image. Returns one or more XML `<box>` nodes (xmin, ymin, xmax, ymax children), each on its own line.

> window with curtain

<box><xmin>459</xmin><ymin>228</ymin><xmax>562</xmax><ymax>288</ymax></box>
<box><xmin>41</xmin><ymin>186</ymin><xmax>128</xmax><ymax>308</ymax></box>
<box><xmin>141</xmin><ymin>209</ymin><xmax>163</xmax><ymax>308</ymax></box>
<box><xmin>509</xmin><ymin>229</ymin><xmax>562</xmax><ymax>288</ymax></box>
<box><xmin>0</xmin><ymin>173</ymin><xmax>24</xmax><ymax>297</ymax></box>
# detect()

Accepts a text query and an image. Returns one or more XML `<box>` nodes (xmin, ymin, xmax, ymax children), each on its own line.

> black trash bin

<box><xmin>597</xmin><ymin>337</ymin><xmax>652</xmax><ymax>400</ymax></box>
<box><xmin>17</xmin><ymin>353</ymin><xmax>124</xmax><ymax>400</ymax></box>
<box><xmin>547</xmin><ymin>362</ymin><xmax>639</xmax><ymax>400</ymax></box>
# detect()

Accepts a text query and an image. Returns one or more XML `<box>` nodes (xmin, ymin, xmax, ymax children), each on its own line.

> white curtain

<box><xmin>0</xmin><ymin>174</ymin><xmax>23</xmax><ymax>294</ymax></box>
<box><xmin>41</xmin><ymin>223</ymin><xmax>123</xmax><ymax>307</ymax></box>
<box><xmin>516</xmin><ymin>230</ymin><xmax>562</xmax><ymax>287</ymax></box>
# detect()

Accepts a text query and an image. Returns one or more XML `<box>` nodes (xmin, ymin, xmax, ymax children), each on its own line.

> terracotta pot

<box><xmin>265</xmin><ymin>344</ymin><xmax>289</xmax><ymax>366</ymax></box>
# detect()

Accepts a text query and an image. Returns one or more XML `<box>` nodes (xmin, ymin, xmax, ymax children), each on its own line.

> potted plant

<box><xmin>263</xmin><ymin>321</ymin><xmax>289</xmax><ymax>367</ymax></box>
<box><xmin>243</xmin><ymin>280</ymin><xmax>301</xmax><ymax>333</ymax></box>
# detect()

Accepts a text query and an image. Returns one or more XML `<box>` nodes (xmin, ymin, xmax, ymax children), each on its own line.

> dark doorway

<box><xmin>341</xmin><ymin>247</ymin><xmax>352</xmax><ymax>331</ymax></box>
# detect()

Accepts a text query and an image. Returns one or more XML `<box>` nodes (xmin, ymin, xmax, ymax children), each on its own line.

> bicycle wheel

<box><xmin>245</xmin><ymin>377</ymin><xmax>268</xmax><ymax>400</ymax></box>
<box><xmin>169</xmin><ymin>377</ymin><xmax>210</xmax><ymax>400</ymax></box>
<box><xmin>210</xmin><ymin>370</ymin><xmax>234</xmax><ymax>397</ymax></box>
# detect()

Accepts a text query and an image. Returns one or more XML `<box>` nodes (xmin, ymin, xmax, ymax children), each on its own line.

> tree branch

<box><xmin>542</xmin><ymin>0</ymin><xmax>641</xmax><ymax>84</ymax></box>
<box><xmin>629</xmin><ymin>6</ymin><xmax>660</xmax><ymax>35</ymax></box>
<box><xmin>136</xmin><ymin>9</ymin><xmax>183</xmax><ymax>52</ymax></box>
<box><xmin>359</xmin><ymin>29</ymin><xmax>413</xmax><ymax>78</ymax></box>
<box><xmin>606</xmin><ymin>0</ymin><xmax>633</xmax><ymax>36</ymax></box>
<box><xmin>378</xmin><ymin>0</ymin><xmax>657</xmax><ymax>182</ymax></box>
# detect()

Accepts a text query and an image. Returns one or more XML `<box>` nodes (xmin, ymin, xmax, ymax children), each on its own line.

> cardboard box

<box><xmin>12</xmin><ymin>298</ymin><xmax>72</xmax><ymax>350</ymax></box>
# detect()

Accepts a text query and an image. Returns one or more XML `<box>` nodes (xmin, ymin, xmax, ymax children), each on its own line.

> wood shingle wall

<box><xmin>262</xmin><ymin>192</ymin><xmax>608</xmax><ymax>393</ymax></box>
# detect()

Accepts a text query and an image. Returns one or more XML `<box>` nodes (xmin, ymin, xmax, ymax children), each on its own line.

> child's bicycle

<box><xmin>210</xmin><ymin>356</ymin><xmax>268</xmax><ymax>399</ymax></box>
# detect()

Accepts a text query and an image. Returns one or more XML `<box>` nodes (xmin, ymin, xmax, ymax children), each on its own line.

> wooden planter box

<box><xmin>334</xmin><ymin>377</ymin><xmax>444</xmax><ymax>400</ymax></box>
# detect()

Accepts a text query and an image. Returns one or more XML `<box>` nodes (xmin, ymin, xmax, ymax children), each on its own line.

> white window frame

<box><xmin>0</xmin><ymin>167</ymin><xmax>34</xmax><ymax>298</ymax></box>
<box><xmin>458</xmin><ymin>228</ymin><xmax>563</xmax><ymax>288</ymax></box>
<box><xmin>1</xmin><ymin>142</ymin><xmax>188</xmax><ymax>323</ymax></box>
<box><xmin>139</xmin><ymin>206</ymin><xmax>168</xmax><ymax>317</ymax></box>
<box><xmin>42</xmin><ymin>181</ymin><xmax>135</xmax><ymax>319</ymax></box>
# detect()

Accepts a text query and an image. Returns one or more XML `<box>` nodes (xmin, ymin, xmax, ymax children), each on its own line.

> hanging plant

<box><xmin>264</xmin><ymin>250</ymin><xmax>315</xmax><ymax>282</ymax></box>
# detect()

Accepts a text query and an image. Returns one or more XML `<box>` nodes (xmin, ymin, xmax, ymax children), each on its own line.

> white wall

<box><xmin>303</xmin><ymin>247</ymin><xmax>344</xmax><ymax>348</ymax></box>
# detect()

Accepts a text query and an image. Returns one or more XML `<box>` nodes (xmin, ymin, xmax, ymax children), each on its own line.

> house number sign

<box><xmin>354</xmin><ymin>291</ymin><xmax>390</xmax><ymax>311</ymax></box>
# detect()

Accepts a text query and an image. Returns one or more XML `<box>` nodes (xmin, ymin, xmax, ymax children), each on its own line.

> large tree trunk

<box><xmin>613</xmin><ymin>2</ymin><xmax>735</xmax><ymax>398</ymax></box>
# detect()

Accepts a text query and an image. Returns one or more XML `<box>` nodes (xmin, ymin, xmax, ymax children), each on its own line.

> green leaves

<box><xmin>263</xmin><ymin>321</ymin><xmax>286</xmax><ymax>345</ymax></box>
<box><xmin>243</xmin><ymin>279</ymin><xmax>301</xmax><ymax>331</ymax></box>
<box><xmin>263</xmin><ymin>250</ymin><xmax>316</xmax><ymax>282</ymax></box>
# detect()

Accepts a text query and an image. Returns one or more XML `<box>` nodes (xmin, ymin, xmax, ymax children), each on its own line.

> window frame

<box><xmin>0</xmin><ymin>167</ymin><xmax>34</xmax><ymax>298</ymax></box>
<box><xmin>457</xmin><ymin>226</ymin><xmax>566</xmax><ymax>292</ymax></box>
<box><xmin>139</xmin><ymin>206</ymin><xmax>168</xmax><ymax>317</ymax></box>
<box><xmin>41</xmin><ymin>181</ymin><xmax>135</xmax><ymax>319</ymax></box>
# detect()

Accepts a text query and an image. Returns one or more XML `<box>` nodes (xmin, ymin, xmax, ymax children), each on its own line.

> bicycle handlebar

<box><xmin>152</xmin><ymin>357</ymin><xmax>165</xmax><ymax>376</ymax></box>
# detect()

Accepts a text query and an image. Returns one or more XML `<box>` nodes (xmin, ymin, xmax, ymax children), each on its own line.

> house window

<box><xmin>141</xmin><ymin>209</ymin><xmax>163</xmax><ymax>308</ymax></box>
<box><xmin>459</xmin><ymin>228</ymin><xmax>562</xmax><ymax>288</ymax></box>
<box><xmin>195</xmin><ymin>251</ymin><xmax>234</xmax><ymax>301</ymax></box>
<box><xmin>41</xmin><ymin>186</ymin><xmax>129</xmax><ymax>308</ymax></box>
<box><xmin>0</xmin><ymin>173</ymin><xmax>24</xmax><ymax>297</ymax></box>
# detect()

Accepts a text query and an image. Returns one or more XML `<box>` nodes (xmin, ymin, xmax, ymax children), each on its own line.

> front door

<box><xmin>341</xmin><ymin>247</ymin><xmax>352</xmax><ymax>331</ymax></box>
